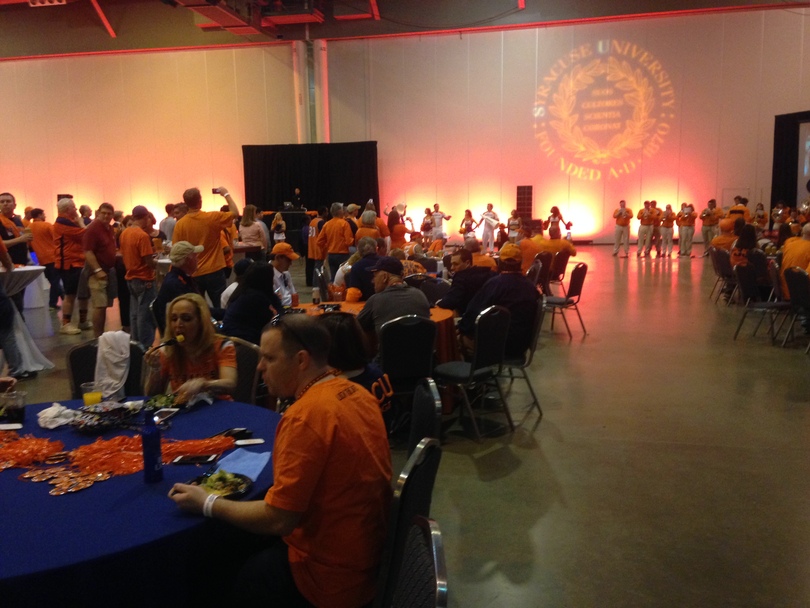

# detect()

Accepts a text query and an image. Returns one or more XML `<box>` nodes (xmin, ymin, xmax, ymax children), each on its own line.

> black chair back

<box><xmin>784</xmin><ymin>267</ymin><xmax>810</xmax><ymax>313</ymax></box>
<box><xmin>734</xmin><ymin>263</ymin><xmax>760</xmax><ymax>303</ymax></box>
<box><xmin>225</xmin><ymin>335</ymin><xmax>261</xmax><ymax>404</ymax></box>
<box><xmin>549</xmin><ymin>249</ymin><xmax>571</xmax><ymax>283</ymax></box>
<box><xmin>769</xmin><ymin>261</ymin><xmax>784</xmax><ymax>301</ymax></box>
<box><xmin>391</xmin><ymin>517</ymin><xmax>448</xmax><ymax>608</ymax></box>
<box><xmin>420</xmin><ymin>278</ymin><xmax>452</xmax><ymax>307</ymax></box>
<box><xmin>408</xmin><ymin>378</ymin><xmax>442</xmax><ymax>457</ymax></box>
<box><xmin>714</xmin><ymin>248</ymin><xmax>734</xmax><ymax>279</ymax></box>
<box><xmin>67</xmin><ymin>339</ymin><xmax>145</xmax><ymax>400</ymax></box>
<box><xmin>747</xmin><ymin>248</ymin><xmax>769</xmax><ymax>284</ymax></box>
<box><xmin>404</xmin><ymin>273</ymin><xmax>432</xmax><ymax>289</ymax></box>
<box><xmin>470</xmin><ymin>305</ymin><xmax>511</xmax><ymax>376</ymax></box>
<box><xmin>417</xmin><ymin>257</ymin><xmax>438</xmax><ymax>273</ymax></box>
<box><xmin>525</xmin><ymin>260</ymin><xmax>542</xmax><ymax>284</ymax></box>
<box><xmin>535</xmin><ymin>251</ymin><xmax>554</xmax><ymax>294</ymax></box>
<box><xmin>374</xmin><ymin>438</ymin><xmax>442</xmax><ymax>608</ymax></box>
<box><xmin>379</xmin><ymin>315</ymin><xmax>436</xmax><ymax>384</ymax></box>
<box><xmin>566</xmin><ymin>263</ymin><xmax>588</xmax><ymax>301</ymax></box>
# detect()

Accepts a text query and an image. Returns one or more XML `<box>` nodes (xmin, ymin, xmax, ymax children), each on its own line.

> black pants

<box><xmin>235</xmin><ymin>538</ymin><xmax>315</xmax><ymax>607</ymax></box>
<box><xmin>43</xmin><ymin>262</ymin><xmax>64</xmax><ymax>308</ymax></box>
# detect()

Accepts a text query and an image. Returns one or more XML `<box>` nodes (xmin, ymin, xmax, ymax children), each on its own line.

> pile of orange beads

<box><xmin>0</xmin><ymin>433</ymin><xmax>65</xmax><ymax>470</ymax></box>
<box><xmin>68</xmin><ymin>434</ymin><xmax>235</xmax><ymax>476</ymax></box>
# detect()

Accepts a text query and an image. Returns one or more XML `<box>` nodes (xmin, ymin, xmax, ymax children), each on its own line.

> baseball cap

<box><xmin>346</xmin><ymin>203</ymin><xmax>360</xmax><ymax>213</ymax></box>
<box><xmin>367</xmin><ymin>256</ymin><xmax>404</xmax><ymax>276</ymax></box>
<box><xmin>169</xmin><ymin>241</ymin><xmax>204</xmax><ymax>264</ymax></box>
<box><xmin>498</xmin><ymin>243</ymin><xmax>522</xmax><ymax>263</ymax></box>
<box><xmin>131</xmin><ymin>205</ymin><xmax>149</xmax><ymax>218</ymax></box>
<box><xmin>271</xmin><ymin>242</ymin><xmax>300</xmax><ymax>260</ymax></box>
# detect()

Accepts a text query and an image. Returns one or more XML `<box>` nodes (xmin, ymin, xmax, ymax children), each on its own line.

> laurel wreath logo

<box><xmin>547</xmin><ymin>57</ymin><xmax>656</xmax><ymax>164</ymax></box>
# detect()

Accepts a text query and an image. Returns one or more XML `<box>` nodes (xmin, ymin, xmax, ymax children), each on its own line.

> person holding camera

<box><xmin>173</xmin><ymin>186</ymin><xmax>239</xmax><ymax>308</ymax></box>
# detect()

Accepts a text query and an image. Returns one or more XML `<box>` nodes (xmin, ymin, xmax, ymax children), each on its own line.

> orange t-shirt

<box><xmin>519</xmin><ymin>236</ymin><xmax>542</xmax><ymax>273</ymax></box>
<box><xmin>316</xmin><ymin>218</ymin><xmax>354</xmax><ymax>255</ymax></box>
<box><xmin>375</xmin><ymin>216</ymin><xmax>390</xmax><ymax>238</ymax></box>
<box><xmin>307</xmin><ymin>218</ymin><xmax>324</xmax><ymax>260</ymax></box>
<box><xmin>389</xmin><ymin>223</ymin><xmax>410</xmax><ymax>250</ymax></box>
<box><xmin>52</xmin><ymin>217</ymin><xmax>85</xmax><ymax>270</ymax></box>
<box><xmin>158</xmin><ymin>337</ymin><xmax>236</xmax><ymax>396</ymax></box>
<box><xmin>30</xmin><ymin>220</ymin><xmax>55</xmax><ymax>265</ymax></box>
<box><xmin>265</xmin><ymin>377</ymin><xmax>392</xmax><ymax>608</ymax></box>
<box><xmin>119</xmin><ymin>226</ymin><xmax>155</xmax><ymax>281</ymax></box>
<box><xmin>472</xmin><ymin>252</ymin><xmax>497</xmax><ymax>270</ymax></box>
<box><xmin>173</xmin><ymin>209</ymin><xmax>235</xmax><ymax>276</ymax></box>
<box><xmin>354</xmin><ymin>226</ymin><xmax>380</xmax><ymax>245</ymax></box>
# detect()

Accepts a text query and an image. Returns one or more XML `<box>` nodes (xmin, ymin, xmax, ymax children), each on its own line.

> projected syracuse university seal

<box><xmin>533</xmin><ymin>40</ymin><xmax>676</xmax><ymax>181</ymax></box>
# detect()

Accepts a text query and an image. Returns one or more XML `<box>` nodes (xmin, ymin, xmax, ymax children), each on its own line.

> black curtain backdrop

<box><xmin>242</xmin><ymin>141</ymin><xmax>380</xmax><ymax>213</ymax></box>
<box><xmin>771</xmin><ymin>111</ymin><xmax>810</xmax><ymax>210</ymax></box>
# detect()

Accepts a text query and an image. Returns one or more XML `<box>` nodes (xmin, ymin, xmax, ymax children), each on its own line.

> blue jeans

<box><xmin>127</xmin><ymin>279</ymin><xmax>157</xmax><ymax>350</ymax></box>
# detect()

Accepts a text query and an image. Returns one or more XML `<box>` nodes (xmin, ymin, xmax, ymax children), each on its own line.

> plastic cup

<box><xmin>1</xmin><ymin>391</ymin><xmax>27</xmax><ymax>423</ymax></box>
<box><xmin>81</xmin><ymin>382</ymin><xmax>103</xmax><ymax>407</ymax></box>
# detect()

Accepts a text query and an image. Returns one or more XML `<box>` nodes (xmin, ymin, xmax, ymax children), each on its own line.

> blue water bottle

<box><xmin>142</xmin><ymin>413</ymin><xmax>164</xmax><ymax>483</ymax></box>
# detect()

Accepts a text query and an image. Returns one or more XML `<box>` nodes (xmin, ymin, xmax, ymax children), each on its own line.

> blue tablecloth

<box><xmin>0</xmin><ymin>400</ymin><xmax>280</xmax><ymax>606</ymax></box>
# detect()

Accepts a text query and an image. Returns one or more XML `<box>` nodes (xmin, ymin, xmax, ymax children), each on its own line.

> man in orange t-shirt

<box><xmin>316</xmin><ymin>202</ymin><xmax>355</xmax><ymax>279</ymax></box>
<box><xmin>172</xmin><ymin>186</ymin><xmax>239</xmax><ymax>307</ymax></box>
<box><xmin>119</xmin><ymin>205</ymin><xmax>157</xmax><ymax>349</ymax></box>
<box><xmin>29</xmin><ymin>208</ymin><xmax>64</xmax><ymax>310</ymax></box>
<box><xmin>169</xmin><ymin>315</ymin><xmax>392</xmax><ymax>608</ymax></box>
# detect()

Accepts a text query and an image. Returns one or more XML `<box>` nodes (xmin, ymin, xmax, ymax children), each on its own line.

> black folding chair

<box><xmin>709</xmin><ymin>247</ymin><xmax>736</xmax><ymax>305</ymax></box>
<box><xmin>66</xmin><ymin>339</ymin><xmax>145</xmax><ymax>400</ymax></box>
<box><xmin>420</xmin><ymin>277</ymin><xmax>452</xmax><ymax>307</ymax></box>
<box><xmin>391</xmin><ymin>516</ymin><xmax>448</xmax><ymax>608</ymax></box>
<box><xmin>379</xmin><ymin>315</ymin><xmax>437</xmax><ymax>396</ymax></box>
<box><xmin>499</xmin><ymin>299</ymin><xmax>545</xmax><ymax>416</ymax></box>
<box><xmin>535</xmin><ymin>250</ymin><xmax>554</xmax><ymax>295</ymax></box>
<box><xmin>781</xmin><ymin>267</ymin><xmax>810</xmax><ymax>350</ymax></box>
<box><xmin>433</xmin><ymin>306</ymin><xmax>512</xmax><ymax>441</ymax></box>
<box><xmin>404</xmin><ymin>273</ymin><xmax>432</xmax><ymax>289</ymax></box>
<box><xmin>373</xmin><ymin>438</ymin><xmax>443</xmax><ymax>608</ymax></box>
<box><xmin>548</xmin><ymin>249</ymin><xmax>571</xmax><ymax>296</ymax></box>
<box><xmin>408</xmin><ymin>378</ymin><xmax>442</xmax><ymax>457</ymax></box>
<box><xmin>544</xmin><ymin>263</ymin><xmax>587</xmax><ymax>339</ymax></box>
<box><xmin>732</xmin><ymin>264</ymin><xmax>790</xmax><ymax>342</ymax></box>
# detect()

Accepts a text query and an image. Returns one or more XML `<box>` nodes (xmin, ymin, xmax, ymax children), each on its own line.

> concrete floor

<box><xmin>14</xmin><ymin>246</ymin><xmax>810</xmax><ymax>607</ymax></box>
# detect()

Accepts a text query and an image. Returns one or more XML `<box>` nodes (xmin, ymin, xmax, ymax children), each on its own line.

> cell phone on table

<box><xmin>172</xmin><ymin>454</ymin><xmax>218</xmax><ymax>465</ymax></box>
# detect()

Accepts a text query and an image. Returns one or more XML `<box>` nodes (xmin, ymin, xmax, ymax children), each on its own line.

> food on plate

<box><xmin>198</xmin><ymin>470</ymin><xmax>249</xmax><ymax>497</ymax></box>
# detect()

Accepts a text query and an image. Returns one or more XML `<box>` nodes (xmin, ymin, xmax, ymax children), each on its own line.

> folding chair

<box><xmin>433</xmin><ymin>305</ymin><xmax>512</xmax><ymax>441</ymax></box>
<box><xmin>544</xmin><ymin>262</ymin><xmax>587</xmax><ymax>339</ymax></box>
<box><xmin>732</xmin><ymin>264</ymin><xmax>790</xmax><ymax>342</ymax></box>
<box><xmin>408</xmin><ymin>378</ymin><xmax>442</xmax><ymax>457</ymax></box>
<box><xmin>499</xmin><ymin>299</ymin><xmax>545</xmax><ymax>416</ymax></box>
<box><xmin>781</xmin><ymin>267</ymin><xmax>810</xmax><ymax>350</ymax></box>
<box><xmin>373</xmin><ymin>438</ymin><xmax>443</xmax><ymax>608</ymax></box>
<box><xmin>419</xmin><ymin>277</ymin><xmax>452</xmax><ymax>307</ymax></box>
<box><xmin>391</xmin><ymin>516</ymin><xmax>448</xmax><ymax>608</ymax></box>
<box><xmin>548</xmin><ymin>249</ymin><xmax>571</xmax><ymax>296</ymax></box>
<box><xmin>535</xmin><ymin>250</ymin><xmax>554</xmax><ymax>296</ymax></box>
<box><xmin>66</xmin><ymin>339</ymin><xmax>145</xmax><ymax>399</ymax></box>
<box><xmin>404</xmin><ymin>273</ymin><xmax>432</xmax><ymax>289</ymax></box>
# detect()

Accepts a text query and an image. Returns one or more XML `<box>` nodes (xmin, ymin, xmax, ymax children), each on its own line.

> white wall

<box><xmin>0</xmin><ymin>45</ymin><xmax>298</xmax><ymax>219</ymax></box>
<box><xmin>327</xmin><ymin>9</ymin><xmax>810</xmax><ymax>242</ymax></box>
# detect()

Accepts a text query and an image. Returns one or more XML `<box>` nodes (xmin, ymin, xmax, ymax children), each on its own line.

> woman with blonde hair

<box><xmin>144</xmin><ymin>293</ymin><xmax>237</xmax><ymax>401</ymax></box>
<box><xmin>270</xmin><ymin>212</ymin><xmax>286</xmax><ymax>244</ymax></box>
<box><xmin>238</xmin><ymin>204</ymin><xmax>268</xmax><ymax>261</ymax></box>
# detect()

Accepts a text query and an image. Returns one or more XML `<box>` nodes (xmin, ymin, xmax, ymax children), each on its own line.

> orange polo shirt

<box><xmin>354</xmin><ymin>227</ymin><xmax>381</xmax><ymax>245</ymax></box>
<box><xmin>30</xmin><ymin>220</ymin><xmax>55</xmax><ymax>265</ymax></box>
<box><xmin>472</xmin><ymin>252</ymin><xmax>497</xmax><ymax>270</ymax></box>
<box><xmin>119</xmin><ymin>226</ymin><xmax>155</xmax><ymax>281</ymax></box>
<box><xmin>173</xmin><ymin>209</ymin><xmax>235</xmax><ymax>277</ymax></box>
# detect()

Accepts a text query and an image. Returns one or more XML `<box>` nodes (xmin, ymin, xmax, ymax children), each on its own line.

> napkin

<box><xmin>214</xmin><ymin>448</ymin><xmax>271</xmax><ymax>481</ymax></box>
<box><xmin>38</xmin><ymin>403</ymin><xmax>79</xmax><ymax>429</ymax></box>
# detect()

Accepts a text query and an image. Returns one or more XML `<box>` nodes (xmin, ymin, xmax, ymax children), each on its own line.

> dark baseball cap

<box><xmin>131</xmin><ymin>205</ymin><xmax>149</xmax><ymax>218</ymax></box>
<box><xmin>367</xmin><ymin>256</ymin><xmax>404</xmax><ymax>276</ymax></box>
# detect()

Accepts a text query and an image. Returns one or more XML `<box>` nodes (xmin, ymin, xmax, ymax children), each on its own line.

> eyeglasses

<box><xmin>271</xmin><ymin>314</ymin><xmax>311</xmax><ymax>353</ymax></box>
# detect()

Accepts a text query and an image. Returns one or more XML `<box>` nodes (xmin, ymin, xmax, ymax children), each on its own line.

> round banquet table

<box><xmin>299</xmin><ymin>301</ymin><xmax>460</xmax><ymax>364</ymax></box>
<box><xmin>0</xmin><ymin>400</ymin><xmax>280</xmax><ymax>607</ymax></box>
